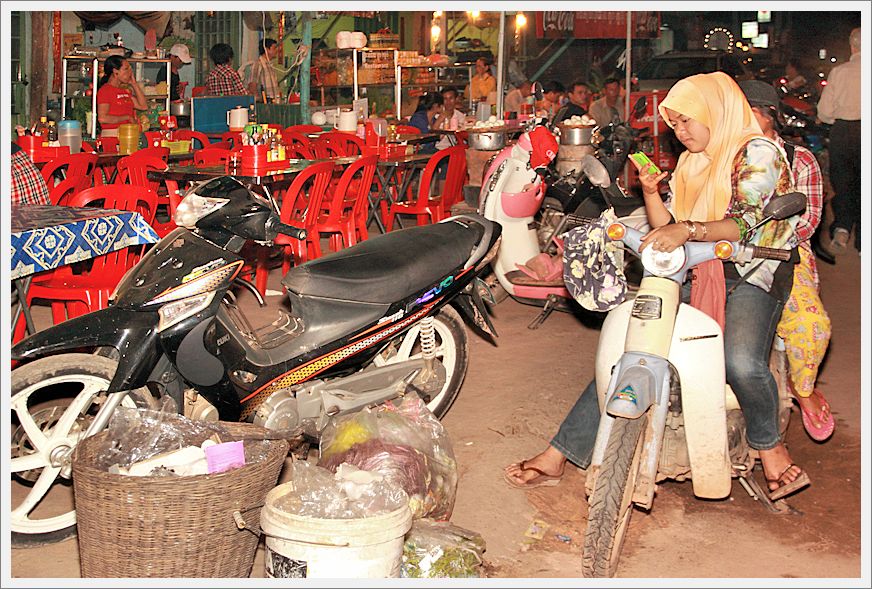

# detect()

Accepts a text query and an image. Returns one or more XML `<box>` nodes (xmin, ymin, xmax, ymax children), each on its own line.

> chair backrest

<box><xmin>321</xmin><ymin>155</ymin><xmax>378</xmax><ymax>225</ymax></box>
<box><xmin>279</xmin><ymin>160</ymin><xmax>335</xmax><ymax>230</ymax></box>
<box><xmin>221</xmin><ymin>131</ymin><xmax>239</xmax><ymax>149</ymax></box>
<box><xmin>395</xmin><ymin>124</ymin><xmax>421</xmax><ymax>135</ymax></box>
<box><xmin>282</xmin><ymin>130</ymin><xmax>314</xmax><ymax>159</ymax></box>
<box><xmin>116</xmin><ymin>155</ymin><xmax>169</xmax><ymax>193</ymax></box>
<box><xmin>81</xmin><ymin>141</ymin><xmax>97</xmax><ymax>153</ymax></box>
<box><xmin>126</xmin><ymin>146</ymin><xmax>170</xmax><ymax>161</ymax></box>
<box><xmin>320</xmin><ymin>131</ymin><xmax>365</xmax><ymax>156</ymax></box>
<box><xmin>66</xmin><ymin>184</ymin><xmax>159</xmax><ymax>275</ymax></box>
<box><xmin>175</xmin><ymin>130</ymin><xmax>212</xmax><ymax>151</ymax></box>
<box><xmin>311</xmin><ymin>137</ymin><xmax>346</xmax><ymax>159</ymax></box>
<box><xmin>191</xmin><ymin>86</ymin><xmax>207</xmax><ymax>97</ymax></box>
<box><xmin>417</xmin><ymin>145</ymin><xmax>467</xmax><ymax>206</ymax></box>
<box><xmin>194</xmin><ymin>148</ymin><xmax>231</xmax><ymax>166</ymax></box>
<box><xmin>40</xmin><ymin>152</ymin><xmax>99</xmax><ymax>189</ymax></box>
<box><xmin>285</xmin><ymin>124</ymin><xmax>323</xmax><ymax>134</ymax></box>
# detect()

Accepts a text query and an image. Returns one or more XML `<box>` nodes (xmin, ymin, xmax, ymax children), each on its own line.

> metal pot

<box><xmin>170</xmin><ymin>101</ymin><xmax>191</xmax><ymax>117</ymax></box>
<box><xmin>467</xmin><ymin>129</ymin><xmax>507</xmax><ymax>151</ymax></box>
<box><xmin>556</xmin><ymin>123</ymin><xmax>594</xmax><ymax>146</ymax></box>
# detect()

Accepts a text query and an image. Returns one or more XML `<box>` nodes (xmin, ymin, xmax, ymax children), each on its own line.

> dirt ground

<box><xmin>7</xmin><ymin>225</ymin><xmax>867</xmax><ymax>583</ymax></box>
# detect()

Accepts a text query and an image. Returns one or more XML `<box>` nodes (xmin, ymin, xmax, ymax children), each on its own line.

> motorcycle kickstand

<box><xmin>737</xmin><ymin>469</ymin><xmax>801</xmax><ymax>516</ymax></box>
<box><xmin>528</xmin><ymin>294</ymin><xmax>560</xmax><ymax>330</ymax></box>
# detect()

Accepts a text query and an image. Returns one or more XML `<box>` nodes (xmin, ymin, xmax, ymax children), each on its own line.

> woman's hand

<box><xmin>629</xmin><ymin>156</ymin><xmax>668</xmax><ymax>197</ymax></box>
<box><xmin>639</xmin><ymin>223</ymin><xmax>691</xmax><ymax>253</ymax></box>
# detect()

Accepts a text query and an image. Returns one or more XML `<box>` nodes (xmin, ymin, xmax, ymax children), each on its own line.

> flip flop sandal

<box><xmin>766</xmin><ymin>463</ymin><xmax>811</xmax><ymax>501</ymax></box>
<box><xmin>800</xmin><ymin>389</ymin><xmax>835</xmax><ymax>442</ymax></box>
<box><xmin>503</xmin><ymin>460</ymin><xmax>565</xmax><ymax>490</ymax></box>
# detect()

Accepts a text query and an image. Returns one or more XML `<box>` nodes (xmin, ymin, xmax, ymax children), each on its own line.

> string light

<box><xmin>704</xmin><ymin>27</ymin><xmax>735</xmax><ymax>52</ymax></box>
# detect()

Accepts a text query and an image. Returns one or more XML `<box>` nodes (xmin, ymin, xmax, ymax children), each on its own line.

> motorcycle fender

<box><xmin>454</xmin><ymin>286</ymin><xmax>498</xmax><ymax>338</ymax></box>
<box><xmin>10</xmin><ymin>307</ymin><xmax>162</xmax><ymax>393</ymax></box>
<box><xmin>595</xmin><ymin>300</ymin><xmax>731</xmax><ymax>499</ymax></box>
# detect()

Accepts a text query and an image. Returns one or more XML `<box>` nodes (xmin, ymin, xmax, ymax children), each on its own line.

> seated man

<box><xmin>205</xmin><ymin>43</ymin><xmax>248</xmax><ymax>97</ymax></box>
<box><xmin>552</xmin><ymin>80</ymin><xmax>591</xmax><ymax>124</ymax></box>
<box><xmin>504</xmin><ymin>80</ymin><xmax>533</xmax><ymax>114</ymax></box>
<box><xmin>11</xmin><ymin>142</ymin><xmax>51</xmax><ymax>205</ymax></box>
<box><xmin>536</xmin><ymin>80</ymin><xmax>565</xmax><ymax>121</ymax></box>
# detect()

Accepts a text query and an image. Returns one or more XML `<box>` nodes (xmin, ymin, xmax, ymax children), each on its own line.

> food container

<box><xmin>466</xmin><ymin>129</ymin><xmax>506</xmax><ymax>151</ymax></box>
<box><xmin>58</xmin><ymin>120</ymin><xmax>83</xmax><ymax>154</ymax></box>
<box><xmin>556</xmin><ymin>123</ymin><xmax>594</xmax><ymax>146</ymax></box>
<box><xmin>170</xmin><ymin>101</ymin><xmax>191</xmax><ymax>117</ymax></box>
<box><xmin>118</xmin><ymin>123</ymin><xmax>141</xmax><ymax>155</ymax></box>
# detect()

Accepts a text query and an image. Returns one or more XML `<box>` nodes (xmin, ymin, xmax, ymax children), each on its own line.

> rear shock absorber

<box><xmin>418</xmin><ymin>316</ymin><xmax>438</xmax><ymax>389</ymax></box>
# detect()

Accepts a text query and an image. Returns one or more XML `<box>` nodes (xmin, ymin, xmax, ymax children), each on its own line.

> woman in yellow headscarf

<box><xmin>635</xmin><ymin>72</ymin><xmax>806</xmax><ymax>500</ymax></box>
<box><xmin>504</xmin><ymin>72</ymin><xmax>808</xmax><ymax>504</ymax></box>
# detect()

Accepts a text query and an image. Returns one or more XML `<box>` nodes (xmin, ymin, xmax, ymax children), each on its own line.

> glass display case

<box><xmin>61</xmin><ymin>55</ymin><xmax>171</xmax><ymax>138</ymax></box>
<box><xmin>311</xmin><ymin>47</ymin><xmax>398</xmax><ymax>114</ymax></box>
<box><xmin>394</xmin><ymin>62</ymin><xmax>475</xmax><ymax>119</ymax></box>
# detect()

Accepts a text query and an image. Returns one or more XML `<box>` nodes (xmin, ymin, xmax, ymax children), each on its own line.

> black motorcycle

<box><xmin>10</xmin><ymin>176</ymin><xmax>500</xmax><ymax>545</ymax></box>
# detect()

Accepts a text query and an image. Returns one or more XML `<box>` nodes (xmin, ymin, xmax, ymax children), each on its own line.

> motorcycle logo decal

<box><xmin>150</xmin><ymin>260</ymin><xmax>244</xmax><ymax>305</ymax></box>
<box><xmin>631</xmin><ymin>294</ymin><xmax>662</xmax><ymax>320</ymax></box>
<box><xmin>377</xmin><ymin>309</ymin><xmax>404</xmax><ymax>325</ymax></box>
<box><xmin>239</xmin><ymin>299</ymin><xmax>442</xmax><ymax>418</ymax></box>
<box><xmin>182</xmin><ymin>258</ymin><xmax>227</xmax><ymax>283</ymax></box>
<box><xmin>614</xmin><ymin>385</ymin><xmax>638</xmax><ymax>404</ymax></box>
<box><xmin>415</xmin><ymin>276</ymin><xmax>455</xmax><ymax>305</ymax></box>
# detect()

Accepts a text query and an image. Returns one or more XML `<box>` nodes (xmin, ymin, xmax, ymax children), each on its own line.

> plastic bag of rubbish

<box><xmin>274</xmin><ymin>460</ymin><xmax>409</xmax><ymax>519</ymax></box>
<box><xmin>401</xmin><ymin>518</ymin><xmax>487</xmax><ymax>578</ymax></box>
<box><xmin>318</xmin><ymin>393</ymin><xmax>458</xmax><ymax>520</ymax></box>
<box><xmin>94</xmin><ymin>402</ymin><xmax>270</xmax><ymax>472</ymax></box>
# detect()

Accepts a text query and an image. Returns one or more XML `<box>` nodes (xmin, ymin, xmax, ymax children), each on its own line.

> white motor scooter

<box><xmin>581</xmin><ymin>192</ymin><xmax>806</xmax><ymax>578</ymax></box>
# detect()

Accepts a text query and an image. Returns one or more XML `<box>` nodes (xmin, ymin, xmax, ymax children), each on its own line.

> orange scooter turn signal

<box><xmin>606</xmin><ymin>223</ymin><xmax>626</xmax><ymax>241</ymax></box>
<box><xmin>714</xmin><ymin>241</ymin><xmax>734</xmax><ymax>260</ymax></box>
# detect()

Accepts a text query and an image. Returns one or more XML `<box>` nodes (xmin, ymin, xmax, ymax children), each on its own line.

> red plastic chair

<box><xmin>194</xmin><ymin>148</ymin><xmax>232</xmax><ymax>166</ymax></box>
<box><xmin>319</xmin><ymin>131</ymin><xmax>365</xmax><ymax>156</ymax></box>
<box><xmin>282</xmin><ymin>130</ymin><xmax>315</xmax><ymax>159</ymax></box>
<box><xmin>116</xmin><ymin>154</ymin><xmax>179</xmax><ymax>238</ymax></box>
<box><xmin>285</xmin><ymin>124</ymin><xmax>323</xmax><ymax>134</ymax></box>
<box><xmin>395</xmin><ymin>124</ymin><xmax>421</xmax><ymax>135</ymax></box>
<box><xmin>313</xmin><ymin>155</ymin><xmax>378</xmax><ymax>253</ymax></box>
<box><xmin>81</xmin><ymin>141</ymin><xmax>97</xmax><ymax>153</ymax></box>
<box><xmin>40</xmin><ymin>152</ymin><xmax>99</xmax><ymax>204</ymax></box>
<box><xmin>175</xmin><ymin>129</ymin><xmax>212</xmax><ymax>151</ymax></box>
<box><xmin>99</xmin><ymin>137</ymin><xmax>119</xmax><ymax>153</ymax></box>
<box><xmin>13</xmin><ymin>185</ymin><xmax>158</xmax><ymax>342</ymax></box>
<box><xmin>191</xmin><ymin>85</ymin><xmax>208</xmax><ymax>97</ymax></box>
<box><xmin>251</xmin><ymin>161</ymin><xmax>336</xmax><ymax>293</ymax></box>
<box><xmin>125</xmin><ymin>146</ymin><xmax>170</xmax><ymax>162</ymax></box>
<box><xmin>384</xmin><ymin>145</ymin><xmax>467</xmax><ymax>230</ymax></box>
<box><xmin>221</xmin><ymin>131</ymin><xmax>240</xmax><ymax>148</ymax></box>
<box><xmin>311</xmin><ymin>137</ymin><xmax>347</xmax><ymax>159</ymax></box>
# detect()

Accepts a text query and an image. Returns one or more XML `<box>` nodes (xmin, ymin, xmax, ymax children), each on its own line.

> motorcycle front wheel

<box><xmin>372</xmin><ymin>305</ymin><xmax>469</xmax><ymax>419</ymax></box>
<box><xmin>582</xmin><ymin>414</ymin><xmax>647</xmax><ymax>578</ymax></box>
<box><xmin>10</xmin><ymin>353</ymin><xmax>151</xmax><ymax>546</ymax></box>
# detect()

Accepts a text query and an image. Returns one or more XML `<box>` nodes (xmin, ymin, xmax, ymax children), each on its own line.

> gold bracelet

<box><xmin>698</xmin><ymin>222</ymin><xmax>708</xmax><ymax>240</ymax></box>
<box><xmin>683</xmin><ymin>220</ymin><xmax>697</xmax><ymax>240</ymax></box>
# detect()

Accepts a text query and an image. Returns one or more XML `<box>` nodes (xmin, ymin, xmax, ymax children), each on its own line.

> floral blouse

<box><xmin>725</xmin><ymin>137</ymin><xmax>797</xmax><ymax>292</ymax></box>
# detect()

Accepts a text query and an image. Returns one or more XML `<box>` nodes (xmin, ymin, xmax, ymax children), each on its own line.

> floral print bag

<box><xmin>562</xmin><ymin>208</ymin><xmax>628</xmax><ymax>312</ymax></box>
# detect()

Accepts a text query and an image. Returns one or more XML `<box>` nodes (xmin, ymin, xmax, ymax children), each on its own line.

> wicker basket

<box><xmin>72</xmin><ymin>421</ymin><xmax>289</xmax><ymax>578</ymax></box>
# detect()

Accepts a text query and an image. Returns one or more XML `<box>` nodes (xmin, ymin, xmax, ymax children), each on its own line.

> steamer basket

<box><xmin>72</xmin><ymin>421</ymin><xmax>289</xmax><ymax>578</ymax></box>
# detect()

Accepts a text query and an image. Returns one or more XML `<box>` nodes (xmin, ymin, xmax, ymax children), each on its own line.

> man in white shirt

<box><xmin>435</xmin><ymin>88</ymin><xmax>467</xmax><ymax>150</ymax></box>
<box><xmin>504</xmin><ymin>80</ymin><xmax>533</xmax><ymax>115</ymax></box>
<box><xmin>588</xmin><ymin>77</ymin><xmax>626</xmax><ymax>127</ymax></box>
<box><xmin>817</xmin><ymin>27</ymin><xmax>861</xmax><ymax>254</ymax></box>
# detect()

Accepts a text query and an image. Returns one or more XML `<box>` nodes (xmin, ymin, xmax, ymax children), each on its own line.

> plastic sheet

<box><xmin>273</xmin><ymin>460</ymin><xmax>409</xmax><ymax>519</ymax></box>
<box><xmin>93</xmin><ymin>404</ymin><xmax>271</xmax><ymax>473</ymax></box>
<box><xmin>318</xmin><ymin>394</ymin><xmax>458</xmax><ymax>520</ymax></box>
<box><xmin>401</xmin><ymin>518</ymin><xmax>486</xmax><ymax>578</ymax></box>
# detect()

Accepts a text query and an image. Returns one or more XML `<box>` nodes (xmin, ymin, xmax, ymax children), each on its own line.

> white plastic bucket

<box><xmin>261</xmin><ymin>482</ymin><xmax>412</xmax><ymax>578</ymax></box>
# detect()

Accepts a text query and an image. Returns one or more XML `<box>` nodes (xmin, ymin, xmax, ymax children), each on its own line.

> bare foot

<box><xmin>504</xmin><ymin>445</ymin><xmax>567</xmax><ymax>485</ymax></box>
<box><xmin>758</xmin><ymin>443</ymin><xmax>803</xmax><ymax>492</ymax></box>
<box><xmin>795</xmin><ymin>390</ymin><xmax>832</xmax><ymax>430</ymax></box>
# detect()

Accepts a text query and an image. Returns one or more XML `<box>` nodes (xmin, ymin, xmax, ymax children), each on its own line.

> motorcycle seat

<box><xmin>282</xmin><ymin>219</ymin><xmax>484</xmax><ymax>304</ymax></box>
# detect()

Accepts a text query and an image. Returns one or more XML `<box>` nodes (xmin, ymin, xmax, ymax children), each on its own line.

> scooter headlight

<box><xmin>641</xmin><ymin>245</ymin><xmax>687</xmax><ymax>277</ymax></box>
<box><xmin>174</xmin><ymin>194</ymin><xmax>229</xmax><ymax>229</ymax></box>
<box><xmin>157</xmin><ymin>291</ymin><xmax>215</xmax><ymax>332</ymax></box>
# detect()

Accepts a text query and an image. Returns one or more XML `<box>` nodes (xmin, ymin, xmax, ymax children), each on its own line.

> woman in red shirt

<box><xmin>96</xmin><ymin>56</ymin><xmax>146</xmax><ymax>137</ymax></box>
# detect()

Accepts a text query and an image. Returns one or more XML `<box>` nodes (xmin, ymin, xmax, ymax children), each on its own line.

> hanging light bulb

<box><xmin>515</xmin><ymin>12</ymin><xmax>527</xmax><ymax>29</ymax></box>
<box><xmin>431</xmin><ymin>24</ymin><xmax>442</xmax><ymax>40</ymax></box>
<box><xmin>433</xmin><ymin>11</ymin><xmax>443</xmax><ymax>18</ymax></box>
<box><xmin>471</xmin><ymin>11</ymin><xmax>480</xmax><ymax>19</ymax></box>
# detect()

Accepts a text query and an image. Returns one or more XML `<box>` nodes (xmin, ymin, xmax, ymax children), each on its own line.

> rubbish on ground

<box><xmin>524</xmin><ymin>519</ymin><xmax>550</xmax><ymax>540</ymax></box>
<box><xmin>401</xmin><ymin>518</ymin><xmax>486</xmax><ymax>578</ymax></box>
<box><xmin>555</xmin><ymin>533</ymin><xmax>572</xmax><ymax>543</ymax></box>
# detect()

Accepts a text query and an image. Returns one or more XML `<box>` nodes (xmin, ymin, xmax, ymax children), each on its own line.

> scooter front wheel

<box><xmin>10</xmin><ymin>353</ymin><xmax>150</xmax><ymax>546</ymax></box>
<box><xmin>582</xmin><ymin>415</ymin><xmax>647</xmax><ymax>578</ymax></box>
<box><xmin>372</xmin><ymin>305</ymin><xmax>469</xmax><ymax>419</ymax></box>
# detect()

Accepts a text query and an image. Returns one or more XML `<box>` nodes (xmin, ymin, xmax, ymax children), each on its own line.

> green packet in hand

<box><xmin>629</xmin><ymin>151</ymin><xmax>662</xmax><ymax>175</ymax></box>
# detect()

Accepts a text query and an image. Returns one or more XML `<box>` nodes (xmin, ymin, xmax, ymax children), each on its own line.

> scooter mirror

<box><xmin>532</xmin><ymin>81</ymin><xmax>544</xmax><ymax>102</ymax></box>
<box><xmin>580</xmin><ymin>154</ymin><xmax>611</xmax><ymax>188</ymax></box>
<box><xmin>632</xmin><ymin>96</ymin><xmax>647</xmax><ymax>118</ymax></box>
<box><xmin>763</xmin><ymin>191</ymin><xmax>807</xmax><ymax>220</ymax></box>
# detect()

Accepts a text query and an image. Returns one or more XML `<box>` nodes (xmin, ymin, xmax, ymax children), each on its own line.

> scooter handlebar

<box><xmin>266</xmin><ymin>217</ymin><xmax>306</xmax><ymax>240</ymax></box>
<box><xmin>749</xmin><ymin>245</ymin><xmax>793</xmax><ymax>261</ymax></box>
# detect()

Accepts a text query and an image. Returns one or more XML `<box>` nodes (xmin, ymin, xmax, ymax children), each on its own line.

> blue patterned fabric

<box><xmin>11</xmin><ymin>205</ymin><xmax>159</xmax><ymax>280</ymax></box>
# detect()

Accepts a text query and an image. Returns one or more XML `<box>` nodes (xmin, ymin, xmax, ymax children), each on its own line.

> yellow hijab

<box><xmin>658</xmin><ymin>72</ymin><xmax>764</xmax><ymax>222</ymax></box>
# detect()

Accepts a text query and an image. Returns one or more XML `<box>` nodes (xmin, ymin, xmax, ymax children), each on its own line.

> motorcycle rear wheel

<box><xmin>10</xmin><ymin>353</ymin><xmax>152</xmax><ymax>546</ymax></box>
<box><xmin>582</xmin><ymin>414</ymin><xmax>648</xmax><ymax>578</ymax></box>
<box><xmin>372</xmin><ymin>305</ymin><xmax>468</xmax><ymax>419</ymax></box>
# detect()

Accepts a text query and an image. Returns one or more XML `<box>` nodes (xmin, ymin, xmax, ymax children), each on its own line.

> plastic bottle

<box><xmin>35</xmin><ymin>116</ymin><xmax>49</xmax><ymax>146</ymax></box>
<box><xmin>47</xmin><ymin>121</ymin><xmax>58</xmax><ymax>144</ymax></box>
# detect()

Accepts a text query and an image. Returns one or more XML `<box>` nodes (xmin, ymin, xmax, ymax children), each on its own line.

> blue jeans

<box><xmin>550</xmin><ymin>276</ymin><xmax>787</xmax><ymax>465</ymax></box>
